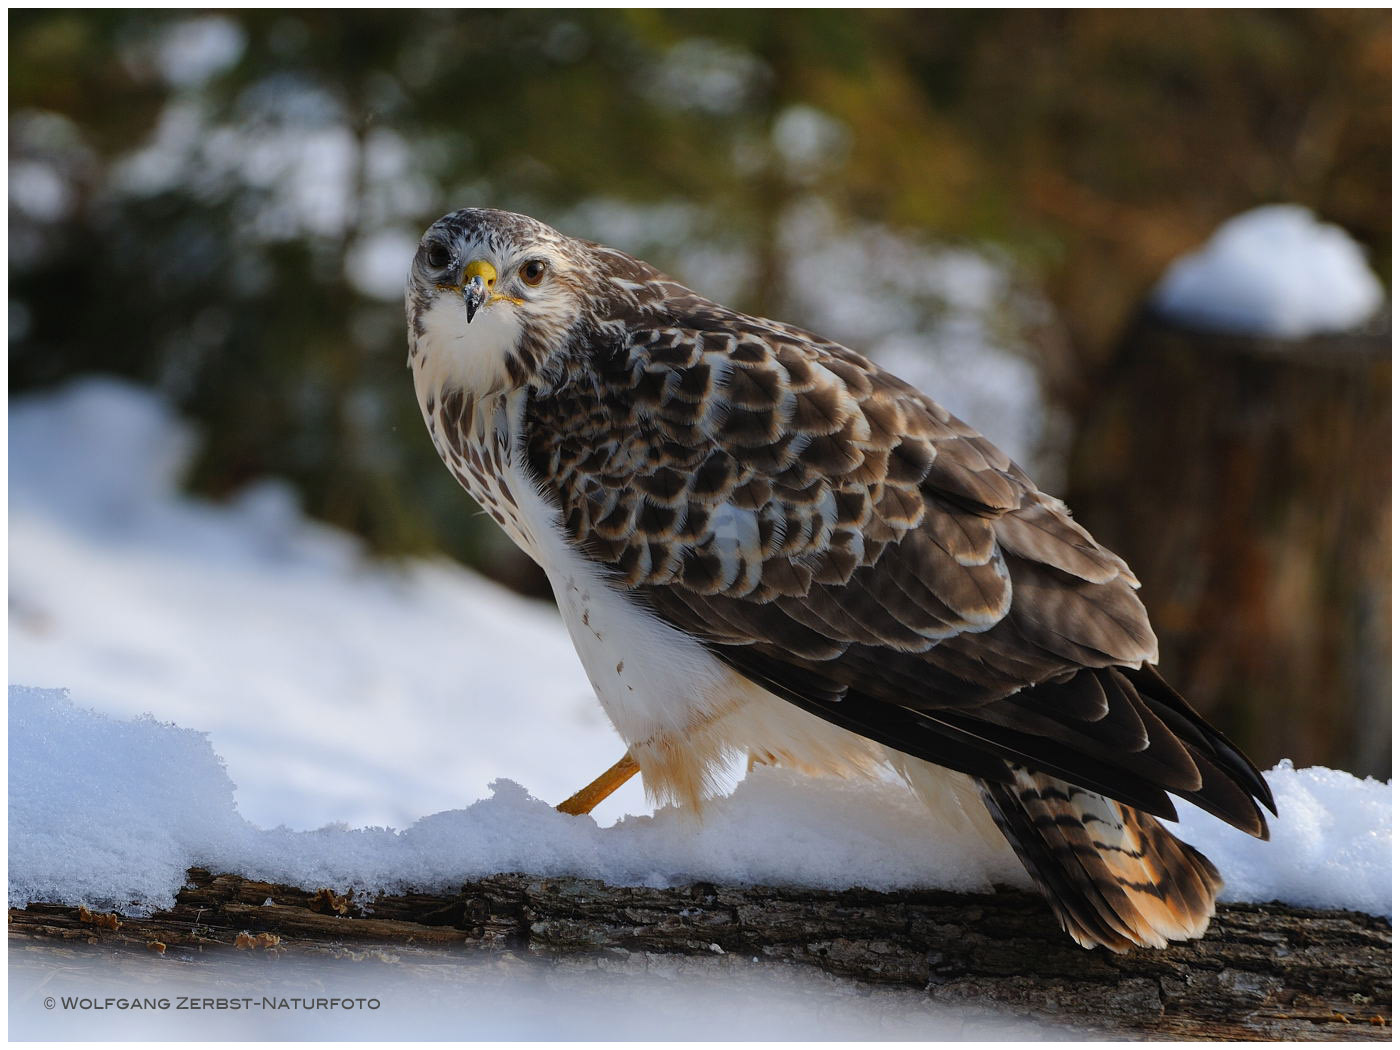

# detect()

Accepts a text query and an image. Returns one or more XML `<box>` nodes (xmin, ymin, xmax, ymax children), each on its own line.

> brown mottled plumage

<box><xmin>405</xmin><ymin>207</ymin><xmax>1276</xmax><ymax>951</ymax></box>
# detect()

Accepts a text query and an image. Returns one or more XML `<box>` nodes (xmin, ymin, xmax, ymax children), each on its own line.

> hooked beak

<box><xmin>461</xmin><ymin>259</ymin><xmax>497</xmax><ymax>324</ymax></box>
<box><xmin>452</xmin><ymin>259</ymin><xmax>523</xmax><ymax>323</ymax></box>
<box><xmin>464</xmin><ymin>274</ymin><xmax>487</xmax><ymax>324</ymax></box>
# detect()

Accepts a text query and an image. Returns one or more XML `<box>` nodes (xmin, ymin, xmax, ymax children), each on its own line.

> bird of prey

<box><xmin>405</xmin><ymin>207</ymin><xmax>1275</xmax><ymax>951</ymax></box>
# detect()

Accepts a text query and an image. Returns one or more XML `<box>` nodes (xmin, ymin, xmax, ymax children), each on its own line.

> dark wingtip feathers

<box><xmin>1121</xmin><ymin>664</ymin><xmax>1277</xmax><ymax>829</ymax></box>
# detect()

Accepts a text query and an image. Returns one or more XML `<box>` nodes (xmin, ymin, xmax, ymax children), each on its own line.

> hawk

<box><xmin>405</xmin><ymin>208</ymin><xmax>1275</xmax><ymax>951</ymax></box>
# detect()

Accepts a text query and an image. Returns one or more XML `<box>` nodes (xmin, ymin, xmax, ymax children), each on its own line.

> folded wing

<box><xmin>525</xmin><ymin>297</ymin><xmax>1276</xmax><ymax>839</ymax></box>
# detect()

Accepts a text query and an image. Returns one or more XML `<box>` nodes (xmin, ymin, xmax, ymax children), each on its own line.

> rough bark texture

<box><xmin>10</xmin><ymin>868</ymin><xmax>1391</xmax><ymax>1040</ymax></box>
<box><xmin>1065</xmin><ymin>316</ymin><xmax>1391</xmax><ymax>778</ymax></box>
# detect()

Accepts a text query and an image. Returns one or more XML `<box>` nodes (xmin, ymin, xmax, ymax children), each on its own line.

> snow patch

<box><xmin>11</xmin><ymin>376</ymin><xmax>198</xmax><ymax>535</ymax></box>
<box><xmin>153</xmin><ymin>17</ymin><xmax>246</xmax><ymax>88</ymax></box>
<box><xmin>1176</xmin><ymin>761</ymin><xmax>1392</xmax><ymax>918</ymax></box>
<box><xmin>345</xmin><ymin>227</ymin><xmax>421</xmax><ymax>300</ymax></box>
<box><xmin>9</xmin><ymin>686</ymin><xmax>1389</xmax><ymax>920</ymax></box>
<box><xmin>8</xmin><ymin>686</ymin><xmax>252</xmax><ymax>913</ymax></box>
<box><xmin>8</xmin><ymin>686</ymin><xmax>1022</xmax><ymax>914</ymax></box>
<box><xmin>1151</xmin><ymin>204</ymin><xmax>1384</xmax><ymax>338</ymax></box>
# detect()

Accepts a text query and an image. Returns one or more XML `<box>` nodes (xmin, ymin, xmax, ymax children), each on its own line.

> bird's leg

<box><xmin>555</xmin><ymin>752</ymin><xmax>640</xmax><ymax>816</ymax></box>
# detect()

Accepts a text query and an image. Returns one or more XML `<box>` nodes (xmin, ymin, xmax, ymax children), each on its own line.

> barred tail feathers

<box><xmin>979</xmin><ymin>767</ymin><xmax>1223</xmax><ymax>951</ymax></box>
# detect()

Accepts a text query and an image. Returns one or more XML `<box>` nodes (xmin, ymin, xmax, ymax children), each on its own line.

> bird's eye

<box><xmin>519</xmin><ymin>259</ymin><xmax>547</xmax><ymax>286</ymax></box>
<box><xmin>425</xmin><ymin>242</ymin><xmax>453</xmax><ymax>269</ymax></box>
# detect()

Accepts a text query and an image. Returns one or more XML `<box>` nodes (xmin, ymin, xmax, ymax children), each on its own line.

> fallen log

<box><xmin>9</xmin><ymin>868</ymin><xmax>1390</xmax><ymax>1039</ymax></box>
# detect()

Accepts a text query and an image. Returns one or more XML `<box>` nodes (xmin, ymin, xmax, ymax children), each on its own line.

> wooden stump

<box><xmin>9</xmin><ymin>868</ymin><xmax>1391</xmax><ymax>1039</ymax></box>
<box><xmin>1065</xmin><ymin>316</ymin><xmax>1391</xmax><ymax>777</ymax></box>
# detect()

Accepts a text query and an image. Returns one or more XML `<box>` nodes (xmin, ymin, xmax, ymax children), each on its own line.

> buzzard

<box><xmin>405</xmin><ymin>208</ymin><xmax>1275</xmax><ymax>951</ymax></box>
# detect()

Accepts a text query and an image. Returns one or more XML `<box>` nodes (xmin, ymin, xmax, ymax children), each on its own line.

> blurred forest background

<box><xmin>9</xmin><ymin>10</ymin><xmax>1391</xmax><ymax>777</ymax></box>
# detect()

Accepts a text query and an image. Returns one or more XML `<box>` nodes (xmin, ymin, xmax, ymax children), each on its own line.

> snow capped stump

<box><xmin>1150</xmin><ymin>205</ymin><xmax>1384</xmax><ymax>339</ymax></box>
<box><xmin>1067</xmin><ymin>206</ymin><xmax>1390</xmax><ymax>779</ymax></box>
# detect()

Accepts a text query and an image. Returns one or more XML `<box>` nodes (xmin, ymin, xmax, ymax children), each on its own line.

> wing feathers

<box><xmin>1050</xmin><ymin>669</ymin><xmax>1110</xmax><ymax>721</ymax></box>
<box><xmin>1004</xmin><ymin>556</ymin><xmax>1159</xmax><ymax>667</ymax></box>
<box><xmin>1123</xmin><ymin>665</ymin><xmax>1277</xmax><ymax>816</ymax></box>
<box><xmin>995</xmin><ymin>495</ymin><xmax>1134</xmax><ymax>585</ymax></box>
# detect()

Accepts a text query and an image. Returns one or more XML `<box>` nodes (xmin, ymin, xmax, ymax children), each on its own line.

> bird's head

<box><xmin>406</xmin><ymin>208</ymin><xmax>604</xmax><ymax>402</ymax></box>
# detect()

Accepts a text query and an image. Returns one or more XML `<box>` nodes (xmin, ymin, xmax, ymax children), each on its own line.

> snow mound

<box><xmin>1151</xmin><ymin>204</ymin><xmax>1384</xmax><ymax>338</ymax></box>
<box><xmin>1177</xmin><ymin>761</ymin><xmax>1392</xmax><ymax>918</ymax></box>
<box><xmin>8</xmin><ymin>685</ymin><xmax>254</xmax><ymax>912</ymax></box>
<box><xmin>8</xmin><ymin>686</ymin><xmax>1023</xmax><ymax>913</ymax></box>
<box><xmin>10</xmin><ymin>686</ymin><xmax>1390</xmax><ymax>920</ymax></box>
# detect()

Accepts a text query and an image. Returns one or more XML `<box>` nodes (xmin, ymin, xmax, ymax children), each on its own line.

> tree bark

<box><xmin>1065</xmin><ymin>316</ymin><xmax>1391</xmax><ymax>778</ymax></box>
<box><xmin>10</xmin><ymin>868</ymin><xmax>1390</xmax><ymax>1040</ymax></box>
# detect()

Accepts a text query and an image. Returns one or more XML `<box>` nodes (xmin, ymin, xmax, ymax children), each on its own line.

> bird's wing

<box><xmin>524</xmin><ymin>296</ymin><xmax>1275</xmax><ymax>835</ymax></box>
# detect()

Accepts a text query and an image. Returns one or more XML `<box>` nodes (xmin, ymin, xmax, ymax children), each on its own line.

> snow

<box><xmin>344</xmin><ymin>226</ymin><xmax>421</xmax><ymax>300</ymax></box>
<box><xmin>9</xmin><ymin>686</ymin><xmax>249</xmax><ymax>913</ymax></box>
<box><xmin>651</xmin><ymin>38</ymin><xmax>767</xmax><ymax>116</ymax></box>
<box><xmin>8</xmin><ymin>685</ymin><xmax>1024</xmax><ymax>915</ymax></box>
<box><xmin>1151</xmin><ymin>204</ymin><xmax>1385</xmax><ymax>338</ymax></box>
<box><xmin>9</xmin><ymin>685</ymin><xmax>1390</xmax><ymax>920</ymax></box>
<box><xmin>8</xmin><ymin>378</ymin><xmax>1392</xmax><ymax>924</ymax></box>
<box><xmin>771</xmin><ymin>104</ymin><xmax>849</xmax><ymax>182</ymax></box>
<box><xmin>1175</xmin><ymin>761</ymin><xmax>1392</xmax><ymax>919</ymax></box>
<box><xmin>9</xmin><ymin>377</ymin><xmax>639</xmax><ymax>831</ymax></box>
<box><xmin>109</xmin><ymin>80</ymin><xmax>432</xmax><ymax>245</ymax></box>
<box><xmin>10</xmin><ymin>942</ymin><xmax>1075</xmax><ymax>1041</ymax></box>
<box><xmin>8</xmin><ymin>160</ymin><xmax>74</xmax><ymax>222</ymax></box>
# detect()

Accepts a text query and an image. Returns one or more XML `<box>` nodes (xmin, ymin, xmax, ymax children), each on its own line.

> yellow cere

<box><xmin>436</xmin><ymin>258</ymin><xmax>524</xmax><ymax>305</ymax></box>
<box><xmin>463</xmin><ymin>259</ymin><xmax>497</xmax><ymax>287</ymax></box>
